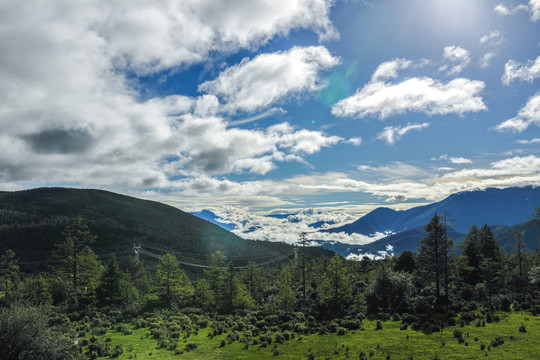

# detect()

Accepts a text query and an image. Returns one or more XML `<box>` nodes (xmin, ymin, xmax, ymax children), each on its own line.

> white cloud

<box><xmin>200</xmin><ymin>46</ymin><xmax>339</xmax><ymax>113</ymax></box>
<box><xmin>502</xmin><ymin>56</ymin><xmax>540</xmax><ymax>85</ymax></box>
<box><xmin>281</xmin><ymin>154</ymin><xmax>540</xmax><ymax>203</ymax></box>
<box><xmin>101</xmin><ymin>0</ymin><xmax>338</xmax><ymax>74</ymax></box>
<box><xmin>449</xmin><ymin>157</ymin><xmax>473</xmax><ymax>164</ymax></box>
<box><xmin>494</xmin><ymin>4</ymin><xmax>511</xmax><ymax>15</ymax></box>
<box><xmin>203</xmin><ymin>205</ymin><xmax>385</xmax><ymax>244</ymax></box>
<box><xmin>371</xmin><ymin>58</ymin><xmax>412</xmax><ymax>81</ymax></box>
<box><xmin>0</xmin><ymin>0</ymin><xmax>343</xmax><ymax>189</ymax></box>
<box><xmin>494</xmin><ymin>1</ymin><xmax>539</xmax><ymax>21</ymax></box>
<box><xmin>530</xmin><ymin>0</ymin><xmax>540</xmax><ymax>20</ymax></box>
<box><xmin>494</xmin><ymin>3</ymin><xmax>529</xmax><ymax>16</ymax></box>
<box><xmin>440</xmin><ymin>46</ymin><xmax>470</xmax><ymax>75</ymax></box>
<box><xmin>480</xmin><ymin>31</ymin><xmax>504</xmax><ymax>46</ymax></box>
<box><xmin>442</xmin><ymin>155</ymin><xmax>540</xmax><ymax>179</ymax></box>
<box><xmin>495</xmin><ymin>92</ymin><xmax>540</xmax><ymax>132</ymax></box>
<box><xmin>517</xmin><ymin>138</ymin><xmax>540</xmax><ymax>144</ymax></box>
<box><xmin>480</xmin><ymin>52</ymin><xmax>497</xmax><ymax>69</ymax></box>
<box><xmin>376</xmin><ymin>122</ymin><xmax>430</xmax><ymax>145</ymax></box>
<box><xmin>347</xmin><ymin>137</ymin><xmax>363</xmax><ymax>146</ymax></box>
<box><xmin>357</xmin><ymin>162</ymin><xmax>430</xmax><ymax>181</ymax></box>
<box><xmin>331</xmin><ymin>76</ymin><xmax>486</xmax><ymax>119</ymax></box>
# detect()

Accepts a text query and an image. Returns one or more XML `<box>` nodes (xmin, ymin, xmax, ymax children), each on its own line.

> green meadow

<box><xmin>84</xmin><ymin>311</ymin><xmax>539</xmax><ymax>360</ymax></box>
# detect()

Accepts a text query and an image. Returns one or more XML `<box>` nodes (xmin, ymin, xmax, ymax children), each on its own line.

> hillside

<box><xmin>327</xmin><ymin>186</ymin><xmax>540</xmax><ymax>235</ymax></box>
<box><xmin>0</xmin><ymin>188</ymin><xmax>331</xmax><ymax>272</ymax></box>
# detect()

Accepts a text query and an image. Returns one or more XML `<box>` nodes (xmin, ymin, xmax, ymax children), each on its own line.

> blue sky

<box><xmin>1</xmin><ymin>0</ymin><xmax>539</xmax><ymax>243</ymax></box>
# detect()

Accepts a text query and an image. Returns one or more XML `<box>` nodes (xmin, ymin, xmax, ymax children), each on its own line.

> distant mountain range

<box><xmin>319</xmin><ymin>186</ymin><xmax>540</xmax><ymax>256</ymax></box>
<box><xmin>326</xmin><ymin>186</ymin><xmax>540</xmax><ymax>235</ymax></box>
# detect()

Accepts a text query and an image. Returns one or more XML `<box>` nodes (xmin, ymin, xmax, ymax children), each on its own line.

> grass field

<box><xmin>84</xmin><ymin>312</ymin><xmax>539</xmax><ymax>359</ymax></box>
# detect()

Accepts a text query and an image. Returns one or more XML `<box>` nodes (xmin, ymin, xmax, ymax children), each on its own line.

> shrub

<box><xmin>227</xmin><ymin>331</ymin><xmax>240</xmax><ymax>344</ymax></box>
<box><xmin>275</xmin><ymin>332</ymin><xmax>285</xmax><ymax>344</ymax></box>
<box><xmin>519</xmin><ymin>324</ymin><xmax>527</xmax><ymax>333</ymax></box>
<box><xmin>461</xmin><ymin>312</ymin><xmax>475</xmax><ymax>323</ymax></box>
<box><xmin>111</xmin><ymin>344</ymin><xmax>123</xmax><ymax>358</ymax></box>
<box><xmin>376</xmin><ymin>320</ymin><xmax>383</xmax><ymax>330</ymax></box>
<box><xmin>401</xmin><ymin>313</ymin><xmax>417</xmax><ymax>324</ymax></box>
<box><xmin>337</xmin><ymin>327</ymin><xmax>347</xmax><ymax>336</ymax></box>
<box><xmin>400</xmin><ymin>323</ymin><xmax>408</xmax><ymax>330</ymax></box>
<box><xmin>185</xmin><ymin>343</ymin><xmax>198</xmax><ymax>351</ymax></box>
<box><xmin>260</xmin><ymin>333</ymin><xmax>273</xmax><ymax>345</ymax></box>
<box><xmin>453</xmin><ymin>329</ymin><xmax>463</xmax><ymax>340</ymax></box>
<box><xmin>392</xmin><ymin>313</ymin><xmax>401</xmax><ymax>321</ymax></box>
<box><xmin>490</xmin><ymin>337</ymin><xmax>504</xmax><ymax>347</ymax></box>
<box><xmin>272</xmin><ymin>345</ymin><xmax>282</xmax><ymax>356</ymax></box>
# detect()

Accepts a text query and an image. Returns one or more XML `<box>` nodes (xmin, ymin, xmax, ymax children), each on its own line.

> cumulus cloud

<box><xmin>199</xmin><ymin>46</ymin><xmax>340</xmax><ymax>113</ymax></box>
<box><xmin>0</xmin><ymin>0</ymin><xmax>343</xmax><ymax>189</ymax></box>
<box><xmin>495</xmin><ymin>92</ymin><xmax>540</xmax><ymax>132</ymax></box>
<box><xmin>440</xmin><ymin>46</ymin><xmax>470</xmax><ymax>75</ymax></box>
<box><xmin>331</xmin><ymin>77</ymin><xmax>486</xmax><ymax>119</ymax></box>
<box><xmin>376</xmin><ymin>122</ymin><xmax>430</xmax><ymax>145</ymax></box>
<box><xmin>502</xmin><ymin>56</ymin><xmax>540</xmax><ymax>85</ymax></box>
<box><xmin>99</xmin><ymin>0</ymin><xmax>338</xmax><ymax>74</ymax></box>
<box><xmin>532</xmin><ymin>0</ymin><xmax>540</xmax><ymax>20</ymax></box>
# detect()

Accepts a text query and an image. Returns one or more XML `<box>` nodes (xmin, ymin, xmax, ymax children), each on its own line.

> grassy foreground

<box><xmin>84</xmin><ymin>311</ymin><xmax>539</xmax><ymax>360</ymax></box>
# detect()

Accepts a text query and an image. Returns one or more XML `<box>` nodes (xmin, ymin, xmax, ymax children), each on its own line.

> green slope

<box><xmin>0</xmin><ymin>188</ymin><xmax>331</xmax><ymax>271</ymax></box>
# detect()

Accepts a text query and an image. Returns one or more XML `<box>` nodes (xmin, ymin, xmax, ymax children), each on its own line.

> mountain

<box><xmin>327</xmin><ymin>187</ymin><xmax>540</xmax><ymax>235</ymax></box>
<box><xmin>0</xmin><ymin>188</ymin><xmax>332</xmax><ymax>272</ymax></box>
<box><xmin>190</xmin><ymin>209</ymin><xmax>235</xmax><ymax>231</ymax></box>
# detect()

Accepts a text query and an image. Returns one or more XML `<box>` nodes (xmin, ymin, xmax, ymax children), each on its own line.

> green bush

<box><xmin>0</xmin><ymin>305</ymin><xmax>74</xmax><ymax>360</ymax></box>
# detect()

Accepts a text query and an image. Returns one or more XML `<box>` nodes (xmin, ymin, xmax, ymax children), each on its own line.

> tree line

<box><xmin>0</xmin><ymin>209</ymin><xmax>539</xmax><ymax>358</ymax></box>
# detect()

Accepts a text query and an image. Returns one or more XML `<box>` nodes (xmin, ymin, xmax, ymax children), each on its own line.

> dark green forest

<box><xmin>0</xmin><ymin>191</ymin><xmax>539</xmax><ymax>359</ymax></box>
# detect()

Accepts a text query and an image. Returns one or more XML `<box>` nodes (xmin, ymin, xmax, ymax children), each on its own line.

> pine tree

<box><xmin>419</xmin><ymin>213</ymin><xmax>447</xmax><ymax>307</ymax></box>
<box><xmin>0</xmin><ymin>249</ymin><xmax>19</xmax><ymax>301</ymax></box>
<box><xmin>194</xmin><ymin>279</ymin><xmax>215</xmax><ymax>310</ymax></box>
<box><xmin>97</xmin><ymin>256</ymin><xmax>122</xmax><ymax>304</ymax></box>
<box><xmin>478</xmin><ymin>224</ymin><xmax>504</xmax><ymax>310</ymax></box>
<box><xmin>156</xmin><ymin>253</ymin><xmax>192</xmax><ymax>301</ymax></box>
<box><xmin>321</xmin><ymin>254</ymin><xmax>351</xmax><ymax>306</ymax></box>
<box><xmin>460</xmin><ymin>225</ymin><xmax>483</xmax><ymax>286</ymax></box>
<box><xmin>55</xmin><ymin>218</ymin><xmax>97</xmax><ymax>292</ymax></box>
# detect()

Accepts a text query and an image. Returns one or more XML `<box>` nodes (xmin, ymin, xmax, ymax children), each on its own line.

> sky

<box><xmin>1</xmin><ymin>0</ymin><xmax>539</xmax><ymax>244</ymax></box>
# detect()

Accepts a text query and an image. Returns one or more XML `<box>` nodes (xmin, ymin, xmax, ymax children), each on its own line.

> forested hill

<box><xmin>0</xmin><ymin>188</ymin><xmax>331</xmax><ymax>271</ymax></box>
